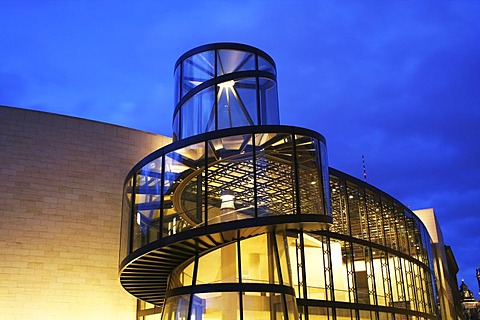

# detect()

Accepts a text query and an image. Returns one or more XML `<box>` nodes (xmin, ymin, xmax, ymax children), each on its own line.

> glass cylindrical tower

<box><xmin>173</xmin><ymin>43</ymin><xmax>279</xmax><ymax>141</ymax></box>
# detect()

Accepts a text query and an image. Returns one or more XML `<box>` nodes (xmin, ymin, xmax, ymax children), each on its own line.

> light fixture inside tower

<box><xmin>217</xmin><ymin>80</ymin><xmax>235</xmax><ymax>90</ymax></box>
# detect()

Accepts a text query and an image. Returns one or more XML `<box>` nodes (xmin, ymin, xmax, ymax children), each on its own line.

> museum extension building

<box><xmin>0</xmin><ymin>43</ymin><xmax>462</xmax><ymax>319</ymax></box>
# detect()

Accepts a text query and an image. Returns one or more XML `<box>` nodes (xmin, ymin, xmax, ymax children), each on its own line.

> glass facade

<box><xmin>121</xmin><ymin>43</ymin><xmax>439</xmax><ymax>320</ymax></box>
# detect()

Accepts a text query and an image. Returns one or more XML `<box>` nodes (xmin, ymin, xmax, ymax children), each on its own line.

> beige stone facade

<box><xmin>0</xmin><ymin>106</ymin><xmax>170</xmax><ymax>319</ymax></box>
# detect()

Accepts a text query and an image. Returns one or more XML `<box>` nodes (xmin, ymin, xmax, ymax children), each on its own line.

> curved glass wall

<box><xmin>127</xmin><ymin>168</ymin><xmax>438</xmax><ymax>320</ymax></box>
<box><xmin>120</xmin><ymin>126</ymin><xmax>329</xmax><ymax>260</ymax></box>
<box><xmin>163</xmin><ymin>232</ymin><xmax>298</xmax><ymax>320</ymax></box>
<box><xmin>173</xmin><ymin>43</ymin><xmax>279</xmax><ymax>141</ymax></box>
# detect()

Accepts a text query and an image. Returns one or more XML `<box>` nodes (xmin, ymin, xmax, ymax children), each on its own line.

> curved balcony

<box><xmin>119</xmin><ymin>125</ymin><xmax>331</xmax><ymax>306</ymax></box>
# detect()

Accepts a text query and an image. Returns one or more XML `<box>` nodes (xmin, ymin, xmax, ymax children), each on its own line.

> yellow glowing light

<box><xmin>217</xmin><ymin>80</ymin><xmax>235</xmax><ymax>89</ymax></box>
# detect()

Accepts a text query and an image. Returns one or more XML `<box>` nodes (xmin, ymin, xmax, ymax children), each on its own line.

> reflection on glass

<box><xmin>161</xmin><ymin>295</ymin><xmax>190</xmax><ymax>320</ymax></box>
<box><xmin>132</xmin><ymin>159</ymin><xmax>162</xmax><ymax>251</ymax></box>
<box><xmin>217</xmin><ymin>50</ymin><xmax>255</xmax><ymax>75</ymax></box>
<box><xmin>181</xmin><ymin>86</ymin><xmax>215</xmax><ymax>139</ymax></box>
<box><xmin>182</xmin><ymin>50</ymin><xmax>214</xmax><ymax>98</ymax></box>
<box><xmin>259</xmin><ymin>79</ymin><xmax>279</xmax><ymax>125</ymax></box>
<box><xmin>190</xmin><ymin>292</ymin><xmax>240</xmax><ymax>320</ymax></box>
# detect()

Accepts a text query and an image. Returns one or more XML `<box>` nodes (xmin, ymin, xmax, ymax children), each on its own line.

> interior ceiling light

<box><xmin>217</xmin><ymin>80</ymin><xmax>235</xmax><ymax>89</ymax></box>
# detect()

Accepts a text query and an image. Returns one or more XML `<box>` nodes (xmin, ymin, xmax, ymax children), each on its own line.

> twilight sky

<box><xmin>1</xmin><ymin>1</ymin><xmax>479</xmax><ymax>292</ymax></box>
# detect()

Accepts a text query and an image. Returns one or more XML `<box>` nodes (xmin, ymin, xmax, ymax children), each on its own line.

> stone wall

<box><xmin>0</xmin><ymin>106</ymin><xmax>170</xmax><ymax>319</ymax></box>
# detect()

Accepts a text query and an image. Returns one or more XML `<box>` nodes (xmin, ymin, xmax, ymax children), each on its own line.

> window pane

<box><xmin>161</xmin><ymin>295</ymin><xmax>190</xmax><ymax>320</ymax></box>
<box><xmin>240</xmin><ymin>234</ymin><xmax>278</xmax><ymax>284</ymax></box>
<box><xmin>294</xmin><ymin>135</ymin><xmax>324</xmax><ymax>215</ymax></box>
<box><xmin>243</xmin><ymin>292</ymin><xmax>285</xmax><ymax>320</ymax></box>
<box><xmin>206</xmin><ymin>134</ymin><xmax>254</xmax><ymax>225</ymax></box>
<box><xmin>132</xmin><ymin>159</ymin><xmax>162</xmax><ymax>251</ymax></box>
<box><xmin>196</xmin><ymin>241</ymin><xmax>238</xmax><ymax>284</ymax></box>
<box><xmin>217</xmin><ymin>49</ymin><xmax>255</xmax><ymax>75</ymax></box>
<box><xmin>259</xmin><ymin>78</ymin><xmax>279</xmax><ymax>125</ymax></box>
<box><xmin>255</xmin><ymin>133</ymin><xmax>296</xmax><ymax>216</ymax></box>
<box><xmin>182</xmin><ymin>50</ymin><xmax>214</xmax><ymax>97</ymax></box>
<box><xmin>163</xmin><ymin>143</ymin><xmax>205</xmax><ymax>237</ymax></box>
<box><xmin>191</xmin><ymin>292</ymin><xmax>240</xmax><ymax>320</ymax></box>
<box><xmin>181</xmin><ymin>86</ymin><xmax>215</xmax><ymax>139</ymax></box>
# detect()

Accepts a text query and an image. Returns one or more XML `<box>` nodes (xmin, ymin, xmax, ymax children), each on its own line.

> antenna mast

<box><xmin>362</xmin><ymin>155</ymin><xmax>367</xmax><ymax>181</ymax></box>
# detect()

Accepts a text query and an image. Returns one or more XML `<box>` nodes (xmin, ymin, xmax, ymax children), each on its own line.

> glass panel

<box><xmin>196</xmin><ymin>241</ymin><xmax>238</xmax><ymax>284</ymax></box>
<box><xmin>163</xmin><ymin>143</ymin><xmax>205</xmax><ymax>237</ymax></box>
<box><xmin>352</xmin><ymin>242</ymin><xmax>370</xmax><ymax>304</ymax></box>
<box><xmin>284</xmin><ymin>294</ymin><xmax>298</xmax><ymax>320</ymax></box>
<box><xmin>294</xmin><ymin>135</ymin><xmax>324</xmax><ymax>215</ymax></box>
<box><xmin>191</xmin><ymin>292</ymin><xmax>240</xmax><ymax>320</ymax></box>
<box><xmin>331</xmin><ymin>239</ymin><xmax>351</xmax><ymax>302</ymax></box>
<box><xmin>330</xmin><ymin>175</ymin><xmax>349</xmax><ymax>235</ymax></box>
<box><xmin>378</xmin><ymin>311</ymin><xmax>394</xmax><ymax>320</ymax></box>
<box><xmin>335</xmin><ymin>308</ymin><xmax>354</xmax><ymax>320</ymax></box>
<box><xmin>132</xmin><ymin>158</ymin><xmax>162</xmax><ymax>251</ymax></box>
<box><xmin>181</xmin><ymin>86</ymin><xmax>215</xmax><ymax>139</ymax></box>
<box><xmin>217</xmin><ymin>50</ymin><xmax>255</xmax><ymax>75</ymax></box>
<box><xmin>172</xmin><ymin>112</ymin><xmax>180</xmax><ymax>141</ymax></box>
<box><xmin>174</xmin><ymin>65</ymin><xmax>181</xmax><ymax>106</ymax></box>
<box><xmin>365</xmin><ymin>189</ymin><xmax>384</xmax><ymax>246</ymax></box>
<box><xmin>120</xmin><ymin>176</ymin><xmax>134</xmax><ymax>262</ymax></box>
<box><xmin>170</xmin><ymin>258</ymin><xmax>195</xmax><ymax>288</ymax></box>
<box><xmin>346</xmin><ymin>182</ymin><xmax>368</xmax><ymax>241</ymax></box>
<box><xmin>240</xmin><ymin>234</ymin><xmax>279</xmax><ymax>284</ymax></box>
<box><xmin>259</xmin><ymin>78</ymin><xmax>279</xmax><ymax>125</ymax></box>
<box><xmin>258</xmin><ymin>56</ymin><xmax>276</xmax><ymax>74</ymax></box>
<box><xmin>206</xmin><ymin>134</ymin><xmax>255</xmax><ymax>225</ymax></box>
<box><xmin>303</xmin><ymin>234</ymin><xmax>327</xmax><ymax>300</ymax></box>
<box><xmin>308</xmin><ymin>306</ymin><xmax>331</xmax><ymax>319</ymax></box>
<box><xmin>381</xmin><ymin>198</ymin><xmax>397</xmax><ymax>251</ymax></box>
<box><xmin>255</xmin><ymin>133</ymin><xmax>296</xmax><ymax>217</ymax></box>
<box><xmin>243</xmin><ymin>292</ymin><xmax>285</xmax><ymax>320</ymax></box>
<box><xmin>161</xmin><ymin>294</ymin><xmax>190</xmax><ymax>320</ymax></box>
<box><xmin>275</xmin><ymin>232</ymin><xmax>292</xmax><ymax>286</ymax></box>
<box><xmin>319</xmin><ymin>140</ymin><xmax>330</xmax><ymax>216</ymax></box>
<box><xmin>182</xmin><ymin>50</ymin><xmax>214</xmax><ymax>97</ymax></box>
<box><xmin>394</xmin><ymin>203</ymin><xmax>409</xmax><ymax>255</ymax></box>
<box><xmin>359</xmin><ymin>310</ymin><xmax>376</xmax><ymax>319</ymax></box>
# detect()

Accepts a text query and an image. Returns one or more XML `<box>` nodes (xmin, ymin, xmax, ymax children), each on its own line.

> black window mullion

<box><xmin>291</xmin><ymin>134</ymin><xmax>301</xmax><ymax>215</ymax></box>
<box><xmin>255</xmin><ymin>54</ymin><xmax>261</xmax><ymax>125</ymax></box>
<box><xmin>299</xmin><ymin>232</ymin><xmax>309</xmax><ymax>319</ymax></box>
<box><xmin>204</xmin><ymin>140</ymin><xmax>209</xmax><ymax>227</ymax></box>
<box><xmin>253</xmin><ymin>132</ymin><xmax>258</xmax><ymax>220</ymax></box>
<box><xmin>186</xmin><ymin>252</ymin><xmax>200</xmax><ymax>320</ymax></box>
<box><xmin>214</xmin><ymin>50</ymin><xmax>218</xmax><ymax>131</ymax></box>
<box><xmin>159</xmin><ymin>155</ymin><xmax>165</xmax><ymax>241</ymax></box>
<box><xmin>237</xmin><ymin>238</ymin><xmax>244</xmax><ymax>320</ymax></box>
<box><xmin>129</xmin><ymin>173</ymin><xmax>137</xmax><ymax>254</ymax></box>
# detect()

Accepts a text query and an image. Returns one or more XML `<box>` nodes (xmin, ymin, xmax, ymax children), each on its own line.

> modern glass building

<box><xmin>119</xmin><ymin>43</ymin><xmax>441</xmax><ymax>319</ymax></box>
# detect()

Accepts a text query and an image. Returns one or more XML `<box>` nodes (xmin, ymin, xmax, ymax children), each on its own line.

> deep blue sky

<box><xmin>1</xmin><ymin>1</ymin><xmax>479</xmax><ymax>293</ymax></box>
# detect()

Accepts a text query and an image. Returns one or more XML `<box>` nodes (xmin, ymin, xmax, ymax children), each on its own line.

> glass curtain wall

<box><xmin>120</xmin><ymin>128</ymin><xmax>329</xmax><ymax>263</ymax></box>
<box><xmin>162</xmin><ymin>231</ymin><xmax>297</xmax><ymax>320</ymax></box>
